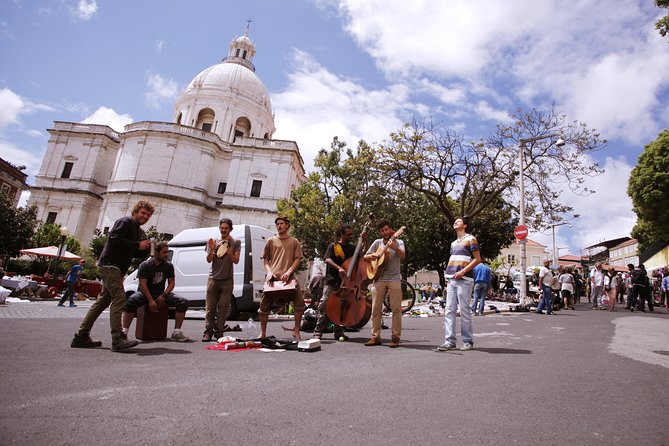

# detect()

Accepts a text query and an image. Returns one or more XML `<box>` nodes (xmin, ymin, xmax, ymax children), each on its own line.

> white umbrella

<box><xmin>19</xmin><ymin>246</ymin><xmax>82</xmax><ymax>261</ymax></box>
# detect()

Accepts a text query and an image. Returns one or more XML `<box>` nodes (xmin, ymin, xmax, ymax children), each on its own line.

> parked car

<box><xmin>123</xmin><ymin>224</ymin><xmax>273</xmax><ymax>320</ymax></box>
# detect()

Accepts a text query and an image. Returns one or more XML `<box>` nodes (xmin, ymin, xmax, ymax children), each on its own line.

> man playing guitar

<box><xmin>363</xmin><ymin>219</ymin><xmax>406</xmax><ymax>348</ymax></box>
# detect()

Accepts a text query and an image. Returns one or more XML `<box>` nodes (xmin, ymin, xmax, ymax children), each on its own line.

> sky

<box><xmin>1</xmin><ymin>0</ymin><xmax>668</xmax><ymax>258</ymax></box>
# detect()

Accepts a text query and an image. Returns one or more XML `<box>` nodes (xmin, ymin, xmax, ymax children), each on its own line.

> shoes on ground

<box><xmin>436</xmin><ymin>343</ymin><xmax>456</xmax><ymax>352</ymax></box>
<box><xmin>57</xmin><ymin>303</ymin><xmax>65</xmax><ymax>307</ymax></box>
<box><xmin>389</xmin><ymin>337</ymin><xmax>400</xmax><ymax>348</ymax></box>
<box><xmin>69</xmin><ymin>303</ymin><xmax>77</xmax><ymax>307</ymax></box>
<box><xmin>170</xmin><ymin>329</ymin><xmax>189</xmax><ymax>342</ymax></box>
<box><xmin>111</xmin><ymin>334</ymin><xmax>139</xmax><ymax>352</ymax></box>
<box><xmin>536</xmin><ymin>311</ymin><xmax>544</xmax><ymax>314</ymax></box>
<box><xmin>460</xmin><ymin>342</ymin><xmax>474</xmax><ymax>351</ymax></box>
<box><xmin>70</xmin><ymin>332</ymin><xmax>103</xmax><ymax>348</ymax></box>
<box><xmin>364</xmin><ymin>337</ymin><xmax>381</xmax><ymax>346</ymax></box>
<box><xmin>201</xmin><ymin>332</ymin><xmax>213</xmax><ymax>342</ymax></box>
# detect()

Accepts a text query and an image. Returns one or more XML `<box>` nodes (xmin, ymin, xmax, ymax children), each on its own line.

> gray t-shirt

<box><xmin>366</xmin><ymin>238</ymin><xmax>404</xmax><ymax>282</ymax></box>
<box><xmin>208</xmin><ymin>237</ymin><xmax>241</xmax><ymax>280</ymax></box>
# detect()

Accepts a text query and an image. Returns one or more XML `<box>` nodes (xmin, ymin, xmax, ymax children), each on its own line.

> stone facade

<box><xmin>28</xmin><ymin>31</ymin><xmax>305</xmax><ymax>246</ymax></box>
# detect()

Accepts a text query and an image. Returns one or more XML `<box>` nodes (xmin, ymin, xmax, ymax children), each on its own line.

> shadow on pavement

<box><xmin>131</xmin><ymin>347</ymin><xmax>192</xmax><ymax>356</ymax></box>
<box><xmin>475</xmin><ymin>347</ymin><xmax>532</xmax><ymax>354</ymax></box>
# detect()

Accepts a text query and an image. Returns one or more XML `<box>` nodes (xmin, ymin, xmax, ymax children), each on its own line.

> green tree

<box><xmin>88</xmin><ymin>229</ymin><xmax>108</xmax><ymax>260</ymax></box>
<box><xmin>0</xmin><ymin>193</ymin><xmax>38</xmax><ymax>258</ymax></box>
<box><xmin>27</xmin><ymin>223</ymin><xmax>82</xmax><ymax>275</ymax></box>
<box><xmin>656</xmin><ymin>0</ymin><xmax>669</xmax><ymax>41</ymax></box>
<box><xmin>628</xmin><ymin>129</ymin><xmax>669</xmax><ymax>249</ymax></box>
<box><xmin>30</xmin><ymin>223</ymin><xmax>81</xmax><ymax>254</ymax></box>
<box><xmin>375</xmin><ymin>105</ymin><xmax>606</xmax><ymax>231</ymax></box>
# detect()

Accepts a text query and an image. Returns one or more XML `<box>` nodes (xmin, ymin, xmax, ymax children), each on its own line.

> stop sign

<box><xmin>514</xmin><ymin>225</ymin><xmax>528</xmax><ymax>240</ymax></box>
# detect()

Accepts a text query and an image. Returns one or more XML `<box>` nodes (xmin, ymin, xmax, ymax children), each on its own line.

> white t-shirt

<box><xmin>539</xmin><ymin>266</ymin><xmax>554</xmax><ymax>287</ymax></box>
<box><xmin>559</xmin><ymin>273</ymin><xmax>575</xmax><ymax>292</ymax></box>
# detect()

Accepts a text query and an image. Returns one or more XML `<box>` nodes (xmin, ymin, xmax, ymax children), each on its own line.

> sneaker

<box><xmin>364</xmin><ymin>337</ymin><xmax>382</xmax><ymax>346</ymax></box>
<box><xmin>436</xmin><ymin>343</ymin><xmax>456</xmax><ymax>352</ymax></box>
<box><xmin>69</xmin><ymin>303</ymin><xmax>77</xmax><ymax>308</ymax></box>
<box><xmin>170</xmin><ymin>329</ymin><xmax>189</xmax><ymax>342</ymax></box>
<box><xmin>312</xmin><ymin>333</ymin><xmax>322</xmax><ymax>340</ymax></box>
<box><xmin>57</xmin><ymin>303</ymin><xmax>65</xmax><ymax>307</ymax></box>
<box><xmin>111</xmin><ymin>334</ymin><xmax>139</xmax><ymax>352</ymax></box>
<box><xmin>460</xmin><ymin>342</ymin><xmax>474</xmax><ymax>351</ymax></box>
<box><xmin>71</xmin><ymin>333</ymin><xmax>103</xmax><ymax>348</ymax></box>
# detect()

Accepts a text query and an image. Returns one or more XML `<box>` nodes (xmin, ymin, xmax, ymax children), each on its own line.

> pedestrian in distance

<box><xmin>437</xmin><ymin>216</ymin><xmax>481</xmax><ymax>352</ymax></box>
<box><xmin>58</xmin><ymin>259</ymin><xmax>86</xmax><ymax>307</ymax></box>
<box><xmin>121</xmin><ymin>241</ymin><xmax>190</xmax><ymax>342</ymax></box>
<box><xmin>536</xmin><ymin>259</ymin><xmax>556</xmax><ymax>315</ymax></box>
<box><xmin>558</xmin><ymin>266</ymin><xmax>576</xmax><ymax>310</ymax></box>
<box><xmin>70</xmin><ymin>200</ymin><xmax>154</xmax><ymax>351</ymax></box>
<box><xmin>259</xmin><ymin>217</ymin><xmax>305</xmax><ymax>340</ymax></box>
<box><xmin>471</xmin><ymin>259</ymin><xmax>492</xmax><ymax>316</ymax></box>
<box><xmin>202</xmin><ymin>218</ymin><xmax>241</xmax><ymax>342</ymax></box>
<box><xmin>590</xmin><ymin>262</ymin><xmax>605</xmax><ymax>309</ymax></box>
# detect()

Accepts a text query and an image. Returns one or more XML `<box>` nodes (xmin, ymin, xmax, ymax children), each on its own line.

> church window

<box><xmin>236</xmin><ymin>49</ymin><xmax>240</xmax><ymax>57</ymax></box>
<box><xmin>61</xmin><ymin>162</ymin><xmax>74</xmax><ymax>179</ymax></box>
<box><xmin>176</xmin><ymin>112</ymin><xmax>182</xmax><ymax>124</ymax></box>
<box><xmin>250</xmin><ymin>180</ymin><xmax>262</xmax><ymax>197</ymax></box>
<box><xmin>195</xmin><ymin>108</ymin><xmax>215</xmax><ymax>131</ymax></box>
<box><xmin>215</xmin><ymin>201</ymin><xmax>222</xmax><ymax>207</ymax></box>
<box><xmin>1</xmin><ymin>183</ymin><xmax>10</xmax><ymax>196</ymax></box>
<box><xmin>242</xmin><ymin>50</ymin><xmax>247</xmax><ymax>59</ymax></box>
<box><xmin>217</xmin><ymin>182</ymin><xmax>227</xmax><ymax>194</ymax></box>
<box><xmin>46</xmin><ymin>212</ymin><xmax>57</xmax><ymax>224</ymax></box>
<box><xmin>103</xmin><ymin>227</ymin><xmax>109</xmax><ymax>234</ymax></box>
<box><xmin>234</xmin><ymin>117</ymin><xmax>251</xmax><ymax>139</ymax></box>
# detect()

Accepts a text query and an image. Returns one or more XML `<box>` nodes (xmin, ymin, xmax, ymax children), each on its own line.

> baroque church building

<box><xmin>28</xmin><ymin>30</ymin><xmax>305</xmax><ymax>246</ymax></box>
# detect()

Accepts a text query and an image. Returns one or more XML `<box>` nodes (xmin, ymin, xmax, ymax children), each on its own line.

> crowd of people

<box><xmin>65</xmin><ymin>200</ymin><xmax>667</xmax><ymax>353</ymax></box>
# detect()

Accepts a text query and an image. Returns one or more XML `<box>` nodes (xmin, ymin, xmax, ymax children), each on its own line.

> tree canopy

<box><xmin>628</xmin><ymin>129</ymin><xmax>669</xmax><ymax>249</ymax></box>
<box><xmin>0</xmin><ymin>194</ymin><xmax>38</xmax><ymax>259</ymax></box>
<box><xmin>656</xmin><ymin>0</ymin><xmax>669</xmax><ymax>42</ymax></box>
<box><xmin>374</xmin><ymin>105</ymin><xmax>606</xmax><ymax>230</ymax></box>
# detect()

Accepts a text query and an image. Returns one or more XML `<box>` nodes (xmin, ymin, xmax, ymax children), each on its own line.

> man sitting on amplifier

<box><xmin>122</xmin><ymin>241</ymin><xmax>190</xmax><ymax>342</ymax></box>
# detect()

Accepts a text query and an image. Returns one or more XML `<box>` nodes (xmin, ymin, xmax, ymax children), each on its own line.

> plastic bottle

<box><xmin>245</xmin><ymin>317</ymin><xmax>259</xmax><ymax>340</ymax></box>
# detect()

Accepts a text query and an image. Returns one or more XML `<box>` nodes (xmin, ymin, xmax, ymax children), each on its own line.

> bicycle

<box><xmin>382</xmin><ymin>279</ymin><xmax>416</xmax><ymax>314</ymax></box>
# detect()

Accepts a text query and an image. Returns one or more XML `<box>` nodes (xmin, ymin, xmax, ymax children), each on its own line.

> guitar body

<box><xmin>365</xmin><ymin>226</ymin><xmax>406</xmax><ymax>281</ymax></box>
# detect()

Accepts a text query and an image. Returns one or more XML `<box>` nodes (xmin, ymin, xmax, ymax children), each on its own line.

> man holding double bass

<box><xmin>312</xmin><ymin>224</ymin><xmax>356</xmax><ymax>341</ymax></box>
<box><xmin>364</xmin><ymin>219</ymin><xmax>406</xmax><ymax>348</ymax></box>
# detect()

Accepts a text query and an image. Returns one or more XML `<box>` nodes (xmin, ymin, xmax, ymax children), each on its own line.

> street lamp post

<box><xmin>518</xmin><ymin>134</ymin><xmax>564</xmax><ymax>305</ymax></box>
<box><xmin>550</xmin><ymin>222</ymin><xmax>572</xmax><ymax>267</ymax></box>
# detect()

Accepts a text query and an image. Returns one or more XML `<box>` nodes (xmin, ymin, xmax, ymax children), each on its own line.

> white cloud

<box><xmin>0</xmin><ymin>139</ymin><xmax>43</xmax><ymax>180</ymax></box>
<box><xmin>0</xmin><ymin>88</ymin><xmax>24</xmax><ymax>128</ymax></box>
<box><xmin>272</xmin><ymin>49</ymin><xmax>416</xmax><ymax>171</ymax></box>
<box><xmin>144</xmin><ymin>73</ymin><xmax>178</xmax><ymax>110</ymax></box>
<box><xmin>81</xmin><ymin>106</ymin><xmax>132</xmax><ymax>132</ymax></box>
<box><xmin>335</xmin><ymin>0</ymin><xmax>669</xmax><ymax>149</ymax></box>
<box><xmin>155</xmin><ymin>39</ymin><xmax>165</xmax><ymax>53</ymax></box>
<box><xmin>71</xmin><ymin>0</ymin><xmax>97</xmax><ymax>21</ymax></box>
<box><xmin>529</xmin><ymin>155</ymin><xmax>636</xmax><ymax>255</ymax></box>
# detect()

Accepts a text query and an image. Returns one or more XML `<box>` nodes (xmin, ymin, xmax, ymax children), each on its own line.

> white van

<box><xmin>123</xmin><ymin>224</ymin><xmax>274</xmax><ymax>319</ymax></box>
<box><xmin>512</xmin><ymin>269</ymin><xmax>540</xmax><ymax>297</ymax></box>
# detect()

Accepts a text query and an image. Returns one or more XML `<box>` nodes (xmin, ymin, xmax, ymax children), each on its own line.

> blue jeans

<box><xmin>536</xmin><ymin>285</ymin><xmax>554</xmax><ymax>314</ymax></box>
<box><xmin>59</xmin><ymin>281</ymin><xmax>76</xmax><ymax>304</ymax></box>
<box><xmin>471</xmin><ymin>282</ymin><xmax>488</xmax><ymax>314</ymax></box>
<box><xmin>444</xmin><ymin>278</ymin><xmax>474</xmax><ymax>345</ymax></box>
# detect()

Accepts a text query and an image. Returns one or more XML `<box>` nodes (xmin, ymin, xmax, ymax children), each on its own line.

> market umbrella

<box><xmin>19</xmin><ymin>246</ymin><xmax>82</xmax><ymax>261</ymax></box>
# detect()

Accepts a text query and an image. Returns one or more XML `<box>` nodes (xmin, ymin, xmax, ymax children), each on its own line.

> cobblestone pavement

<box><xmin>0</xmin><ymin>300</ymin><xmax>105</xmax><ymax>318</ymax></box>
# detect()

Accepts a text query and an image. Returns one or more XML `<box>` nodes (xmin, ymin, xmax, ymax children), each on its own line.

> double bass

<box><xmin>325</xmin><ymin>216</ymin><xmax>374</xmax><ymax>329</ymax></box>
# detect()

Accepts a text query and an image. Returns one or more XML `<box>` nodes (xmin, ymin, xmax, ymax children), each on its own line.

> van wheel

<box><xmin>227</xmin><ymin>298</ymin><xmax>239</xmax><ymax>321</ymax></box>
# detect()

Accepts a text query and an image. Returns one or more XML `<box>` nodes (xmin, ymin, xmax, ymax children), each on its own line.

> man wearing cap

<box><xmin>259</xmin><ymin>217</ymin><xmax>305</xmax><ymax>339</ymax></box>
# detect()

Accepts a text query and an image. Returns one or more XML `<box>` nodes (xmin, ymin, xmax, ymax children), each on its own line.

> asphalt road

<box><xmin>0</xmin><ymin>300</ymin><xmax>667</xmax><ymax>445</ymax></box>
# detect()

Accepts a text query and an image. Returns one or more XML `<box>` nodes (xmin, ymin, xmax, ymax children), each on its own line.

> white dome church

<box><xmin>28</xmin><ymin>29</ymin><xmax>305</xmax><ymax>246</ymax></box>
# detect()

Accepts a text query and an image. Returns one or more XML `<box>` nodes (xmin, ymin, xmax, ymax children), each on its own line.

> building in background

<box><xmin>495</xmin><ymin>238</ymin><xmax>548</xmax><ymax>275</ymax></box>
<box><xmin>27</xmin><ymin>29</ymin><xmax>305</xmax><ymax>246</ymax></box>
<box><xmin>0</xmin><ymin>158</ymin><xmax>28</xmax><ymax>207</ymax></box>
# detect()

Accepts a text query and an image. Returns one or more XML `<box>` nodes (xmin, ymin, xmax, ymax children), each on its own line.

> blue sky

<box><xmin>1</xmin><ymin>0</ymin><xmax>668</xmax><ymax>257</ymax></box>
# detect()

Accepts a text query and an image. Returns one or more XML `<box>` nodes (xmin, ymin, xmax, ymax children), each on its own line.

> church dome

<box><xmin>174</xmin><ymin>30</ymin><xmax>275</xmax><ymax>142</ymax></box>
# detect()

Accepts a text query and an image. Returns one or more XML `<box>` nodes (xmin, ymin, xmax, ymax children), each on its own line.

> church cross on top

<box><xmin>244</xmin><ymin>18</ymin><xmax>253</xmax><ymax>35</ymax></box>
